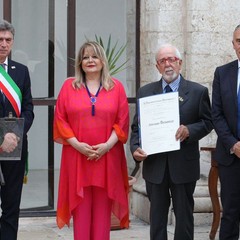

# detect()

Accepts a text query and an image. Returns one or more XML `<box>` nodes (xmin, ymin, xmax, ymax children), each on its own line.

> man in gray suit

<box><xmin>130</xmin><ymin>44</ymin><xmax>213</xmax><ymax>240</ymax></box>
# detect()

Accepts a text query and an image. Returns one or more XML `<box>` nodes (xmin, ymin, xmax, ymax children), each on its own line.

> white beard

<box><xmin>162</xmin><ymin>71</ymin><xmax>178</xmax><ymax>82</ymax></box>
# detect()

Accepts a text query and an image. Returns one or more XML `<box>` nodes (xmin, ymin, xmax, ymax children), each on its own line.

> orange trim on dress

<box><xmin>113</xmin><ymin>124</ymin><xmax>127</xmax><ymax>143</ymax></box>
<box><xmin>53</xmin><ymin>119</ymin><xmax>74</xmax><ymax>145</ymax></box>
<box><xmin>57</xmin><ymin>207</ymin><xmax>70</xmax><ymax>229</ymax></box>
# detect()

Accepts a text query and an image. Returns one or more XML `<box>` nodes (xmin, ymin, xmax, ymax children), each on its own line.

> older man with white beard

<box><xmin>130</xmin><ymin>43</ymin><xmax>213</xmax><ymax>240</ymax></box>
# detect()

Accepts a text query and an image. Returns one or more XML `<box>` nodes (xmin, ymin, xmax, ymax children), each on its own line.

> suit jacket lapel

<box><xmin>7</xmin><ymin>60</ymin><xmax>17</xmax><ymax>80</ymax></box>
<box><xmin>152</xmin><ymin>80</ymin><xmax>163</xmax><ymax>95</ymax></box>
<box><xmin>177</xmin><ymin>76</ymin><xmax>189</xmax><ymax>108</ymax></box>
<box><xmin>229</xmin><ymin>60</ymin><xmax>239</xmax><ymax>109</ymax></box>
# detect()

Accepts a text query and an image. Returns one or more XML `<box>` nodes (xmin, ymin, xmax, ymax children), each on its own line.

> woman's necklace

<box><xmin>85</xmin><ymin>82</ymin><xmax>102</xmax><ymax>116</ymax></box>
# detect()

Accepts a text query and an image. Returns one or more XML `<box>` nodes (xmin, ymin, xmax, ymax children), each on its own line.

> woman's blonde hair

<box><xmin>73</xmin><ymin>41</ymin><xmax>114</xmax><ymax>90</ymax></box>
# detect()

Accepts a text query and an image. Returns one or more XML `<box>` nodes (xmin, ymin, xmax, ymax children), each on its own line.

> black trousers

<box><xmin>145</xmin><ymin>163</ymin><xmax>196</xmax><ymax>240</ymax></box>
<box><xmin>218</xmin><ymin>159</ymin><xmax>240</xmax><ymax>240</ymax></box>
<box><xmin>0</xmin><ymin>147</ymin><xmax>26</xmax><ymax>240</ymax></box>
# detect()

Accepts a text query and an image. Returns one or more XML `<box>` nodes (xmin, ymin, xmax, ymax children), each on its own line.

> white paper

<box><xmin>138</xmin><ymin>92</ymin><xmax>180</xmax><ymax>155</ymax></box>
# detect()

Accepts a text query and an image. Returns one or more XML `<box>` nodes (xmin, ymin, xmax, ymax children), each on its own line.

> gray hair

<box><xmin>0</xmin><ymin>20</ymin><xmax>15</xmax><ymax>37</ymax></box>
<box><xmin>155</xmin><ymin>43</ymin><xmax>182</xmax><ymax>62</ymax></box>
<box><xmin>234</xmin><ymin>24</ymin><xmax>240</xmax><ymax>32</ymax></box>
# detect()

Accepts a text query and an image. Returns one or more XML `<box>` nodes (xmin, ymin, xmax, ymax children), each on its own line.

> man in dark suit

<box><xmin>212</xmin><ymin>25</ymin><xmax>240</xmax><ymax>240</ymax></box>
<box><xmin>130</xmin><ymin>43</ymin><xmax>212</xmax><ymax>240</ymax></box>
<box><xmin>0</xmin><ymin>20</ymin><xmax>34</xmax><ymax>240</ymax></box>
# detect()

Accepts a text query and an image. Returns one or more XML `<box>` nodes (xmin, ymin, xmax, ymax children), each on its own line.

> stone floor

<box><xmin>18</xmin><ymin>214</ymin><xmax>216</xmax><ymax>240</ymax></box>
<box><xmin>17</xmin><ymin>170</ymin><xmax>220</xmax><ymax>239</ymax></box>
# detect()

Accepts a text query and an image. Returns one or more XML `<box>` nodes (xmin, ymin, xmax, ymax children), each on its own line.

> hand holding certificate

<box><xmin>138</xmin><ymin>92</ymin><xmax>180</xmax><ymax>155</ymax></box>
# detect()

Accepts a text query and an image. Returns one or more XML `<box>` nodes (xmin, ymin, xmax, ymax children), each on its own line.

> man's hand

<box><xmin>133</xmin><ymin>147</ymin><xmax>148</xmax><ymax>162</ymax></box>
<box><xmin>232</xmin><ymin>142</ymin><xmax>240</xmax><ymax>158</ymax></box>
<box><xmin>1</xmin><ymin>133</ymin><xmax>19</xmax><ymax>153</ymax></box>
<box><xmin>175</xmin><ymin>124</ymin><xmax>189</xmax><ymax>142</ymax></box>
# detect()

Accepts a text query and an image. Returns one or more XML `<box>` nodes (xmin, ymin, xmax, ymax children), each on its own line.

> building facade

<box><xmin>1</xmin><ymin>0</ymin><xmax>240</xmax><ymax>216</ymax></box>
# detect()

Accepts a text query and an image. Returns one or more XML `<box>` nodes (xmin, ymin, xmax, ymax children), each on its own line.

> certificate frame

<box><xmin>0</xmin><ymin>117</ymin><xmax>24</xmax><ymax>160</ymax></box>
<box><xmin>138</xmin><ymin>92</ymin><xmax>180</xmax><ymax>155</ymax></box>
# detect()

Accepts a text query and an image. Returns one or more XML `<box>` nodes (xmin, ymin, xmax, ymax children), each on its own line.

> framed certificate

<box><xmin>0</xmin><ymin>117</ymin><xmax>24</xmax><ymax>160</ymax></box>
<box><xmin>138</xmin><ymin>92</ymin><xmax>180</xmax><ymax>155</ymax></box>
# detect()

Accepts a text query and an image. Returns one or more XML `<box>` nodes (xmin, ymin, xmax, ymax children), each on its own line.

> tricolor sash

<box><xmin>0</xmin><ymin>66</ymin><xmax>22</xmax><ymax>117</ymax></box>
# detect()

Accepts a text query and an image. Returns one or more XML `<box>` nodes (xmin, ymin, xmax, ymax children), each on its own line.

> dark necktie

<box><xmin>165</xmin><ymin>85</ymin><xmax>172</xmax><ymax>93</ymax></box>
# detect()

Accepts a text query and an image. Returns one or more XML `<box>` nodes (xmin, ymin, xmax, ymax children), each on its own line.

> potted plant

<box><xmin>94</xmin><ymin>34</ymin><xmax>129</xmax><ymax>76</ymax></box>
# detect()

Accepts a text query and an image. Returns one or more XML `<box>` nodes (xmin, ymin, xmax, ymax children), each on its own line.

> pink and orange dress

<box><xmin>54</xmin><ymin>77</ymin><xmax>130</xmax><ymax>229</ymax></box>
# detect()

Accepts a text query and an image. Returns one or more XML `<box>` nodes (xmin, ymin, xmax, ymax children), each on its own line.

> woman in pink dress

<box><xmin>54</xmin><ymin>41</ymin><xmax>129</xmax><ymax>240</ymax></box>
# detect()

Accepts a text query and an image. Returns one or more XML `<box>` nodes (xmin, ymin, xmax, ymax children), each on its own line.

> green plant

<box><xmin>95</xmin><ymin>34</ymin><xmax>129</xmax><ymax>76</ymax></box>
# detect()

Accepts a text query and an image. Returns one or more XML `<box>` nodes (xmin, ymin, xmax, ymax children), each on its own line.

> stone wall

<box><xmin>127</xmin><ymin>0</ymin><xmax>240</xmax><ymax>175</ymax></box>
<box><xmin>130</xmin><ymin>0</ymin><xmax>240</xmax><ymax>225</ymax></box>
<box><xmin>138</xmin><ymin>0</ymin><xmax>240</xmax><ymax>175</ymax></box>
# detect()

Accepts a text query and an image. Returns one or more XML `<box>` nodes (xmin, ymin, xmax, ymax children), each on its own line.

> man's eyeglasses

<box><xmin>157</xmin><ymin>57</ymin><xmax>180</xmax><ymax>65</ymax></box>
